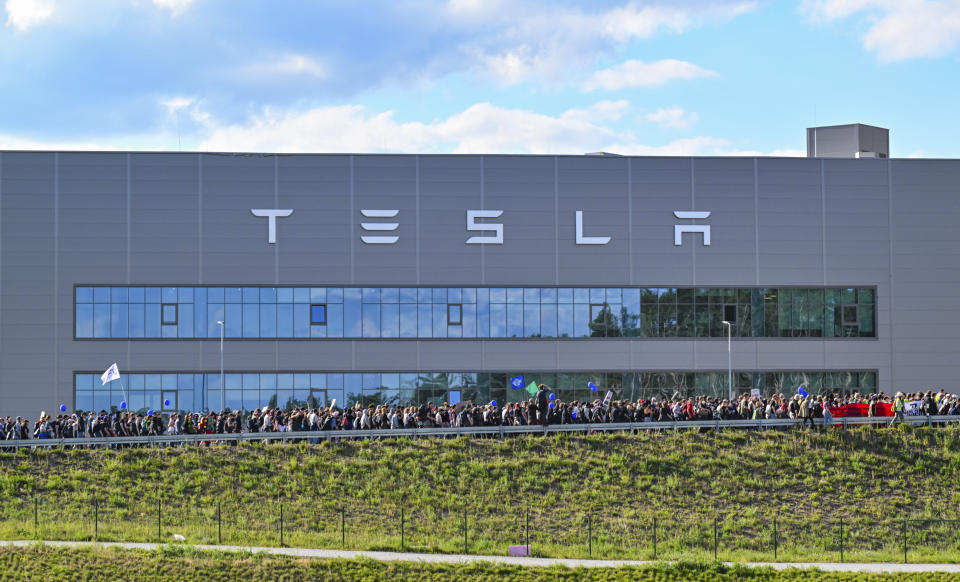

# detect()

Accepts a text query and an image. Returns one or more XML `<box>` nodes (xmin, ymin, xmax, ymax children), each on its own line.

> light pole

<box><xmin>217</xmin><ymin>320</ymin><xmax>225</xmax><ymax>412</ymax></box>
<box><xmin>722</xmin><ymin>320</ymin><xmax>732</xmax><ymax>401</ymax></box>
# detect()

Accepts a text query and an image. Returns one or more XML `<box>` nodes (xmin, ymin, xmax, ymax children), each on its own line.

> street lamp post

<box><xmin>217</xmin><ymin>321</ymin><xmax>225</xmax><ymax>412</ymax></box>
<box><xmin>722</xmin><ymin>320</ymin><xmax>732</xmax><ymax>401</ymax></box>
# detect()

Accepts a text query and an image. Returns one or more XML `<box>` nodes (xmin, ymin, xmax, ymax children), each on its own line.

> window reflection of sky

<box><xmin>74</xmin><ymin>286</ymin><xmax>876</xmax><ymax>340</ymax></box>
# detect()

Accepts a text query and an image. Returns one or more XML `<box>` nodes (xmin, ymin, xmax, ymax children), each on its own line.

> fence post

<box><xmin>903</xmin><ymin>518</ymin><xmax>907</xmax><ymax>564</ymax></box>
<box><xmin>463</xmin><ymin>506</ymin><xmax>468</xmax><ymax>554</ymax></box>
<box><xmin>525</xmin><ymin>510</ymin><xmax>530</xmax><ymax>556</ymax></box>
<box><xmin>280</xmin><ymin>502</ymin><xmax>284</xmax><ymax>547</ymax></box>
<box><xmin>773</xmin><ymin>516</ymin><xmax>778</xmax><ymax>561</ymax></box>
<box><xmin>217</xmin><ymin>501</ymin><xmax>222</xmax><ymax>545</ymax></box>
<box><xmin>839</xmin><ymin>518</ymin><xmax>844</xmax><ymax>563</ymax></box>
<box><xmin>588</xmin><ymin>514</ymin><xmax>592</xmax><ymax>558</ymax></box>
<box><xmin>400</xmin><ymin>506</ymin><xmax>404</xmax><ymax>551</ymax></box>
<box><xmin>341</xmin><ymin>507</ymin><xmax>345</xmax><ymax>547</ymax></box>
<box><xmin>94</xmin><ymin>499</ymin><xmax>98</xmax><ymax>541</ymax></box>
<box><xmin>157</xmin><ymin>497</ymin><xmax>161</xmax><ymax>542</ymax></box>
<box><xmin>34</xmin><ymin>496</ymin><xmax>38</xmax><ymax>539</ymax></box>
<box><xmin>653</xmin><ymin>517</ymin><xmax>657</xmax><ymax>560</ymax></box>
<box><xmin>714</xmin><ymin>518</ymin><xmax>718</xmax><ymax>561</ymax></box>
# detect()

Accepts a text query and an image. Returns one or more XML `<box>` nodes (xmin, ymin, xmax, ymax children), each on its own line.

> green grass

<box><xmin>1</xmin><ymin>545</ymin><xmax>959</xmax><ymax>582</ymax></box>
<box><xmin>1</xmin><ymin>425</ymin><xmax>959</xmax><ymax>563</ymax></box>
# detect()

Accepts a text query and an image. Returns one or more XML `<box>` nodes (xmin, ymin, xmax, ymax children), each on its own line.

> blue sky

<box><xmin>2</xmin><ymin>0</ymin><xmax>959</xmax><ymax>157</ymax></box>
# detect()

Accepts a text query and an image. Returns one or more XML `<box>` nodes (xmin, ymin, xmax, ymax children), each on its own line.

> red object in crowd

<box><xmin>828</xmin><ymin>402</ymin><xmax>893</xmax><ymax>418</ymax></box>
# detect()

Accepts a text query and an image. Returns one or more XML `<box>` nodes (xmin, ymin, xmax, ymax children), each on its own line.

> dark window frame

<box><xmin>722</xmin><ymin>303</ymin><xmax>738</xmax><ymax>324</ymax></box>
<box><xmin>311</xmin><ymin>303</ymin><xmax>327</xmax><ymax>326</ymax></box>
<box><xmin>841</xmin><ymin>304</ymin><xmax>859</xmax><ymax>326</ymax></box>
<box><xmin>447</xmin><ymin>303</ymin><xmax>462</xmax><ymax>326</ymax></box>
<box><xmin>161</xmin><ymin>303</ymin><xmax>178</xmax><ymax>325</ymax></box>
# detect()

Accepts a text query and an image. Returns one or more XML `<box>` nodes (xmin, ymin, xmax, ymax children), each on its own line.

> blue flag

<box><xmin>588</xmin><ymin>381</ymin><xmax>598</xmax><ymax>392</ymax></box>
<box><xmin>798</xmin><ymin>385</ymin><xmax>808</xmax><ymax>398</ymax></box>
<box><xmin>510</xmin><ymin>375</ymin><xmax>525</xmax><ymax>390</ymax></box>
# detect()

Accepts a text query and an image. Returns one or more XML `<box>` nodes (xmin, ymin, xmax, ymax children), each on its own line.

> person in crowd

<box><xmin>35</xmin><ymin>412</ymin><xmax>51</xmax><ymax>439</ymax></box>
<box><xmin>535</xmin><ymin>384</ymin><xmax>549</xmax><ymax>426</ymax></box>
<box><xmin>799</xmin><ymin>394</ymin><xmax>814</xmax><ymax>429</ymax></box>
<box><xmin>822</xmin><ymin>396</ymin><xmax>833</xmax><ymax>429</ymax></box>
<box><xmin>893</xmin><ymin>392</ymin><xmax>905</xmax><ymax>423</ymax></box>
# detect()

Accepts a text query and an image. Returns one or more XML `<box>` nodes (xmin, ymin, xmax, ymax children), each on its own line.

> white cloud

<box><xmin>803</xmin><ymin>0</ymin><xmax>960</xmax><ymax>61</ymax></box>
<box><xmin>584</xmin><ymin>59</ymin><xmax>716</xmax><ymax>91</ymax></box>
<box><xmin>230</xmin><ymin>54</ymin><xmax>328</xmax><ymax>82</ymax></box>
<box><xmin>645</xmin><ymin>107</ymin><xmax>699</xmax><ymax>129</ymax></box>
<box><xmin>0</xmin><ymin>133</ymin><xmax>113</xmax><ymax>150</ymax></box>
<box><xmin>803</xmin><ymin>0</ymin><xmax>875</xmax><ymax>21</ymax></box>
<box><xmin>158</xmin><ymin>96</ymin><xmax>214</xmax><ymax>132</ymax></box>
<box><xmin>197</xmin><ymin>102</ymin><xmax>627</xmax><ymax>154</ymax></box>
<box><xmin>609</xmin><ymin>136</ymin><xmax>732</xmax><ymax>156</ymax></box>
<box><xmin>152</xmin><ymin>0</ymin><xmax>195</xmax><ymax>16</ymax></box>
<box><xmin>194</xmin><ymin>100</ymin><xmax>792</xmax><ymax>157</ymax></box>
<box><xmin>445</xmin><ymin>0</ymin><xmax>505</xmax><ymax>17</ymax></box>
<box><xmin>451</xmin><ymin>1</ymin><xmax>755</xmax><ymax>85</ymax></box>
<box><xmin>160</xmin><ymin>97</ymin><xmax>194</xmax><ymax>114</ymax></box>
<box><xmin>0</xmin><ymin>99</ymin><xmax>798</xmax><ymax>158</ymax></box>
<box><xmin>3</xmin><ymin>0</ymin><xmax>196</xmax><ymax>32</ymax></box>
<box><xmin>261</xmin><ymin>54</ymin><xmax>326</xmax><ymax>79</ymax></box>
<box><xmin>561</xmin><ymin>100</ymin><xmax>630</xmax><ymax>123</ymax></box>
<box><xmin>477</xmin><ymin>49</ymin><xmax>539</xmax><ymax>86</ymax></box>
<box><xmin>600</xmin><ymin>2</ymin><xmax>758</xmax><ymax>43</ymax></box>
<box><xmin>4</xmin><ymin>0</ymin><xmax>53</xmax><ymax>31</ymax></box>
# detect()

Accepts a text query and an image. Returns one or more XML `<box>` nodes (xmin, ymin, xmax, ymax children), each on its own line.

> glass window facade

<box><xmin>75</xmin><ymin>286</ymin><xmax>877</xmax><ymax>340</ymax></box>
<box><xmin>74</xmin><ymin>369</ymin><xmax>878</xmax><ymax>414</ymax></box>
<box><xmin>310</xmin><ymin>304</ymin><xmax>327</xmax><ymax>326</ymax></box>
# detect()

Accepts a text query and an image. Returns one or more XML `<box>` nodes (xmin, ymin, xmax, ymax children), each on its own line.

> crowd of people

<box><xmin>2</xmin><ymin>387</ymin><xmax>959</xmax><ymax>442</ymax></box>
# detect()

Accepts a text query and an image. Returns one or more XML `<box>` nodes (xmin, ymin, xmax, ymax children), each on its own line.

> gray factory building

<box><xmin>1</xmin><ymin>125</ymin><xmax>957</xmax><ymax>418</ymax></box>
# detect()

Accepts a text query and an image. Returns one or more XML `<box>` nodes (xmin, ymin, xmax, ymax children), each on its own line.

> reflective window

<box><xmin>74</xmin><ymin>286</ymin><xmax>877</xmax><ymax>340</ymax></box>
<box><xmin>161</xmin><ymin>304</ymin><xmax>177</xmax><ymax>325</ymax></box>
<box><xmin>73</xmin><ymin>369</ymin><xmax>878</xmax><ymax>413</ymax></box>
<box><xmin>448</xmin><ymin>304</ymin><xmax>462</xmax><ymax>326</ymax></box>
<box><xmin>311</xmin><ymin>304</ymin><xmax>327</xmax><ymax>326</ymax></box>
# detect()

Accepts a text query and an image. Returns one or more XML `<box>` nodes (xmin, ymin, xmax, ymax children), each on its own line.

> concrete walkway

<box><xmin>2</xmin><ymin>540</ymin><xmax>960</xmax><ymax>573</ymax></box>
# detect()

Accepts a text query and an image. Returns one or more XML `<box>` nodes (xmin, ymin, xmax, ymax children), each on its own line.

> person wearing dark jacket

<box><xmin>535</xmin><ymin>384</ymin><xmax>549</xmax><ymax>426</ymax></box>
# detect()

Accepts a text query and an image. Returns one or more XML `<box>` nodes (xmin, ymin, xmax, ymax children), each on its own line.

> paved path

<box><xmin>2</xmin><ymin>540</ymin><xmax>960</xmax><ymax>573</ymax></box>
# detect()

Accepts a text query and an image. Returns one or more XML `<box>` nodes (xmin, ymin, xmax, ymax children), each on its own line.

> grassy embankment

<box><xmin>1</xmin><ymin>545</ymin><xmax>958</xmax><ymax>582</ymax></box>
<box><xmin>0</xmin><ymin>424</ymin><xmax>958</xmax><ymax>563</ymax></box>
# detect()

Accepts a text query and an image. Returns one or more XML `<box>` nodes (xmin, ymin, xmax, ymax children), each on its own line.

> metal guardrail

<box><xmin>3</xmin><ymin>414</ymin><xmax>960</xmax><ymax>449</ymax></box>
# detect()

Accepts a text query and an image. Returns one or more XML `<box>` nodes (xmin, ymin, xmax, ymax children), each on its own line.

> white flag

<box><xmin>101</xmin><ymin>363</ymin><xmax>120</xmax><ymax>385</ymax></box>
<box><xmin>603</xmin><ymin>390</ymin><xmax>613</xmax><ymax>407</ymax></box>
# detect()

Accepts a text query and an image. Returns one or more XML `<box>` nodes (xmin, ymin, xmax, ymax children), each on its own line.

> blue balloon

<box><xmin>489</xmin><ymin>400</ymin><xmax>497</xmax><ymax>407</ymax></box>
<box><xmin>549</xmin><ymin>402</ymin><xmax>555</xmax><ymax>409</ymax></box>
<box><xmin>549</xmin><ymin>393</ymin><xmax>556</xmax><ymax>401</ymax></box>
<box><xmin>588</xmin><ymin>381</ymin><xmax>598</xmax><ymax>392</ymax></box>
<box><xmin>120</xmin><ymin>401</ymin><xmax>127</xmax><ymax>410</ymax></box>
<box><xmin>164</xmin><ymin>399</ymin><xmax>171</xmax><ymax>407</ymax></box>
<box><xmin>147</xmin><ymin>409</ymin><xmax>154</xmax><ymax>415</ymax></box>
<box><xmin>59</xmin><ymin>404</ymin><xmax>67</xmax><ymax>412</ymax></box>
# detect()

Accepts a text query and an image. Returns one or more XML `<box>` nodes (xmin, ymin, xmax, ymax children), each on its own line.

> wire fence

<box><xmin>4</xmin><ymin>415</ymin><xmax>960</xmax><ymax>449</ymax></box>
<box><xmin>1</xmin><ymin>494</ymin><xmax>958</xmax><ymax>563</ymax></box>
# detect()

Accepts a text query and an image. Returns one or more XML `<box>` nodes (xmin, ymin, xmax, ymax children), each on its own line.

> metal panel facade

<box><xmin>1</xmin><ymin>151</ymin><xmax>953</xmax><ymax>418</ymax></box>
